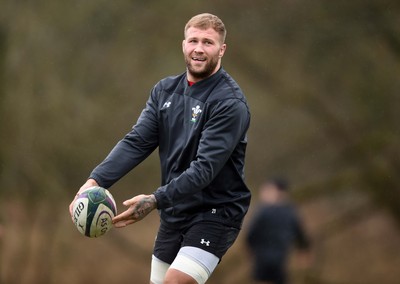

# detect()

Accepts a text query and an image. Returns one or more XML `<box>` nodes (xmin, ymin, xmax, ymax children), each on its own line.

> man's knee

<box><xmin>163</xmin><ymin>268</ymin><xmax>198</xmax><ymax>284</ymax></box>
<box><xmin>167</xmin><ymin>247</ymin><xmax>218</xmax><ymax>284</ymax></box>
<box><xmin>151</xmin><ymin>247</ymin><xmax>219</xmax><ymax>284</ymax></box>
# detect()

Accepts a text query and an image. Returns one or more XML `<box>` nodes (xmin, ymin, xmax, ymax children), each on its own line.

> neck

<box><xmin>186</xmin><ymin>62</ymin><xmax>221</xmax><ymax>83</ymax></box>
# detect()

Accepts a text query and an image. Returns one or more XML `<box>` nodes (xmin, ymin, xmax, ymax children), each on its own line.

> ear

<box><xmin>219</xmin><ymin>43</ymin><xmax>227</xmax><ymax>58</ymax></box>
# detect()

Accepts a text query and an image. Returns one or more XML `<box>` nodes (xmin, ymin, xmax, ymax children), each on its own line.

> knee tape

<box><xmin>170</xmin><ymin>246</ymin><xmax>219</xmax><ymax>284</ymax></box>
<box><xmin>150</xmin><ymin>255</ymin><xmax>170</xmax><ymax>284</ymax></box>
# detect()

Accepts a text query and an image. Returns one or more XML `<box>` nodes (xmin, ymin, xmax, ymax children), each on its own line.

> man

<box><xmin>246</xmin><ymin>178</ymin><xmax>311</xmax><ymax>284</ymax></box>
<box><xmin>69</xmin><ymin>13</ymin><xmax>251</xmax><ymax>284</ymax></box>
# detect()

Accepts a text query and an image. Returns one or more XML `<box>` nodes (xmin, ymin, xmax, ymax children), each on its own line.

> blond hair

<box><xmin>184</xmin><ymin>13</ymin><xmax>227</xmax><ymax>43</ymax></box>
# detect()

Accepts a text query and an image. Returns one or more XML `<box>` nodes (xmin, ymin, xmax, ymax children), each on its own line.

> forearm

<box><xmin>90</xmin><ymin>90</ymin><xmax>159</xmax><ymax>188</ymax></box>
<box><xmin>90</xmin><ymin>132</ymin><xmax>157</xmax><ymax>188</ymax></box>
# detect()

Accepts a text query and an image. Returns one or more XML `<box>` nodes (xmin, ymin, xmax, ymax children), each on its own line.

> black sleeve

<box><xmin>153</xmin><ymin>99</ymin><xmax>250</xmax><ymax>209</ymax></box>
<box><xmin>292</xmin><ymin>208</ymin><xmax>311</xmax><ymax>250</ymax></box>
<box><xmin>89</xmin><ymin>87</ymin><xmax>159</xmax><ymax>188</ymax></box>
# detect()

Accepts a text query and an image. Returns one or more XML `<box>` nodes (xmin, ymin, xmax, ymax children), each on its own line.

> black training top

<box><xmin>89</xmin><ymin>68</ymin><xmax>251</xmax><ymax>229</ymax></box>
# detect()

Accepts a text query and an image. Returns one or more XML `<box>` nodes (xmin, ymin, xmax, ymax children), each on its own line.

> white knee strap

<box><xmin>170</xmin><ymin>246</ymin><xmax>219</xmax><ymax>284</ymax></box>
<box><xmin>150</xmin><ymin>255</ymin><xmax>170</xmax><ymax>284</ymax></box>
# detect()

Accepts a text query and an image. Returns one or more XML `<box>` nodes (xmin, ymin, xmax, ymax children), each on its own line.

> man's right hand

<box><xmin>69</xmin><ymin>178</ymin><xmax>99</xmax><ymax>221</ymax></box>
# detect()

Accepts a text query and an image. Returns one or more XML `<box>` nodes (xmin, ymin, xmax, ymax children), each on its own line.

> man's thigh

<box><xmin>151</xmin><ymin>221</ymin><xmax>240</xmax><ymax>283</ymax></box>
<box><xmin>153</xmin><ymin>221</ymin><xmax>240</xmax><ymax>264</ymax></box>
<box><xmin>153</xmin><ymin>223</ymin><xmax>183</xmax><ymax>264</ymax></box>
<box><xmin>182</xmin><ymin>221</ymin><xmax>240</xmax><ymax>259</ymax></box>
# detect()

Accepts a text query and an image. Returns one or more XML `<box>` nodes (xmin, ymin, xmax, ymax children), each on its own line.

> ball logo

<box><xmin>100</xmin><ymin>217</ymin><xmax>109</xmax><ymax>234</ymax></box>
<box><xmin>95</xmin><ymin>212</ymin><xmax>113</xmax><ymax>236</ymax></box>
<box><xmin>73</xmin><ymin>201</ymin><xmax>85</xmax><ymax>225</ymax></box>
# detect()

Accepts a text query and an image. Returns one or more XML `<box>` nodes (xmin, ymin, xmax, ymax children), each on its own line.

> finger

<box><xmin>69</xmin><ymin>203</ymin><xmax>73</xmax><ymax>218</ymax></box>
<box><xmin>114</xmin><ymin>219</ymin><xmax>136</xmax><ymax>228</ymax></box>
<box><xmin>122</xmin><ymin>195</ymin><xmax>144</xmax><ymax>206</ymax></box>
<box><xmin>112</xmin><ymin>208</ymin><xmax>134</xmax><ymax>224</ymax></box>
<box><xmin>69</xmin><ymin>198</ymin><xmax>78</xmax><ymax>221</ymax></box>
<box><xmin>111</xmin><ymin>197</ymin><xmax>142</xmax><ymax>224</ymax></box>
<box><xmin>122</xmin><ymin>199</ymin><xmax>136</xmax><ymax>207</ymax></box>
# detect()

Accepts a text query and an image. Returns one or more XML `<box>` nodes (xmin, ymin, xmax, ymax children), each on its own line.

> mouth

<box><xmin>191</xmin><ymin>56</ymin><xmax>206</xmax><ymax>62</ymax></box>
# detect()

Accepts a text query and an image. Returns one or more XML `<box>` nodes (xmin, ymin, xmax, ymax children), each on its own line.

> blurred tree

<box><xmin>225</xmin><ymin>0</ymin><xmax>400</xmax><ymax>222</ymax></box>
<box><xmin>0</xmin><ymin>25</ymin><xmax>6</xmax><ymax>171</ymax></box>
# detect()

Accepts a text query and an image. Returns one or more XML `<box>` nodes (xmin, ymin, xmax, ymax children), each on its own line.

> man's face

<box><xmin>183</xmin><ymin>27</ymin><xmax>226</xmax><ymax>82</ymax></box>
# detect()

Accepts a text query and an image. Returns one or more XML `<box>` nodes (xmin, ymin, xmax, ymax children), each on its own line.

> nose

<box><xmin>193</xmin><ymin>43</ymin><xmax>204</xmax><ymax>53</ymax></box>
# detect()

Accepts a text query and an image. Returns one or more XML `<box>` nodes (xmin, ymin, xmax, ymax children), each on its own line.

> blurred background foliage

<box><xmin>0</xmin><ymin>0</ymin><xmax>399</xmax><ymax>283</ymax></box>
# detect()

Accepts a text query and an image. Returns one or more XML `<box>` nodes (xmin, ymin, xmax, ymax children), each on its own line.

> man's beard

<box><xmin>185</xmin><ymin>54</ymin><xmax>220</xmax><ymax>80</ymax></box>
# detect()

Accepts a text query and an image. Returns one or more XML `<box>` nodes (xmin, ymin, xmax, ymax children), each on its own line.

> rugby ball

<box><xmin>72</xmin><ymin>186</ymin><xmax>117</xmax><ymax>238</ymax></box>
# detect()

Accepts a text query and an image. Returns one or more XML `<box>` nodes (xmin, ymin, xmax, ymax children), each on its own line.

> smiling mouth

<box><xmin>192</xmin><ymin>57</ymin><xmax>206</xmax><ymax>62</ymax></box>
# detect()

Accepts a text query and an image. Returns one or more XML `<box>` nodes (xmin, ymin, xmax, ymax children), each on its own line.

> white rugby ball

<box><xmin>72</xmin><ymin>186</ymin><xmax>117</xmax><ymax>238</ymax></box>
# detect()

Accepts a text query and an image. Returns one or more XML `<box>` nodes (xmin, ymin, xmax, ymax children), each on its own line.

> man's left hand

<box><xmin>112</xmin><ymin>194</ymin><xmax>157</xmax><ymax>228</ymax></box>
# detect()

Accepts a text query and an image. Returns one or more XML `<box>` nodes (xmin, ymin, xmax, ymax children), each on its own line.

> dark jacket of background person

<box><xmin>245</xmin><ymin>180</ymin><xmax>310</xmax><ymax>283</ymax></box>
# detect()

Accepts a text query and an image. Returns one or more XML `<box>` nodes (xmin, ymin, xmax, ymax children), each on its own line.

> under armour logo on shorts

<box><xmin>200</xmin><ymin>239</ymin><xmax>210</xmax><ymax>246</ymax></box>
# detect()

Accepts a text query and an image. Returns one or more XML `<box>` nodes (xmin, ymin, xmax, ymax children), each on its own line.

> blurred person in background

<box><xmin>246</xmin><ymin>178</ymin><xmax>311</xmax><ymax>284</ymax></box>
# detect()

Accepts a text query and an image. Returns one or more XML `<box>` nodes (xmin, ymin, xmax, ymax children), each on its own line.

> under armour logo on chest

<box><xmin>163</xmin><ymin>101</ymin><xmax>172</xmax><ymax>108</ymax></box>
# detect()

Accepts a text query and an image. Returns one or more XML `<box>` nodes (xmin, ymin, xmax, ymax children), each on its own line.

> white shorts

<box><xmin>150</xmin><ymin>246</ymin><xmax>219</xmax><ymax>284</ymax></box>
